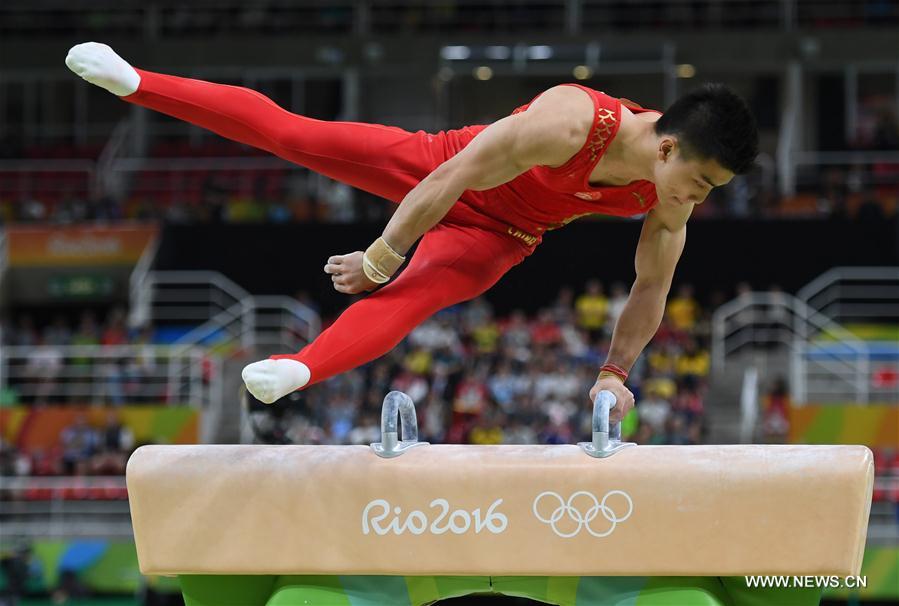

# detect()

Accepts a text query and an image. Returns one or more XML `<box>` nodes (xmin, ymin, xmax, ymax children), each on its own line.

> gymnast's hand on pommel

<box><xmin>588</xmin><ymin>375</ymin><xmax>635</xmax><ymax>424</ymax></box>
<box><xmin>324</xmin><ymin>251</ymin><xmax>379</xmax><ymax>294</ymax></box>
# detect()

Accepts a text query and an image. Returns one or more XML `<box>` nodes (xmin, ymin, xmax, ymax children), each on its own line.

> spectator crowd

<box><xmin>1</xmin><ymin>308</ymin><xmax>163</xmax><ymax>407</ymax></box>
<box><xmin>0</xmin><ymin>411</ymin><xmax>134</xmax><ymax>479</ymax></box>
<box><xmin>250</xmin><ymin>282</ymin><xmax>714</xmax><ymax>452</ymax></box>
<box><xmin>2</xmin><ymin>282</ymin><xmax>716</xmax><ymax>481</ymax></box>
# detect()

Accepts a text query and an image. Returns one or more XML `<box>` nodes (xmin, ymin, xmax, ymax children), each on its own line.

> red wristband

<box><xmin>599</xmin><ymin>363</ymin><xmax>629</xmax><ymax>383</ymax></box>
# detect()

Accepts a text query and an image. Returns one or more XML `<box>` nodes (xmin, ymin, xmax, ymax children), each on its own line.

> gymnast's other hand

<box><xmin>588</xmin><ymin>376</ymin><xmax>635</xmax><ymax>424</ymax></box>
<box><xmin>324</xmin><ymin>251</ymin><xmax>379</xmax><ymax>294</ymax></box>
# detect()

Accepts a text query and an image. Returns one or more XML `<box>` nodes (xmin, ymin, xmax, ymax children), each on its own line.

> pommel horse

<box><xmin>126</xmin><ymin>391</ymin><xmax>873</xmax><ymax>606</ymax></box>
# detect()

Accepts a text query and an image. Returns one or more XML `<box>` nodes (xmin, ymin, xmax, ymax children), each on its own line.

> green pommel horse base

<box><xmin>177</xmin><ymin>573</ymin><xmax>825</xmax><ymax>605</ymax></box>
<box><xmin>126</xmin><ymin>393</ymin><xmax>873</xmax><ymax>606</ymax></box>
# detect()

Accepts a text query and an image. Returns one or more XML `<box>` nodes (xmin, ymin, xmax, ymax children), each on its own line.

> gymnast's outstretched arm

<box><xmin>590</xmin><ymin>202</ymin><xmax>692</xmax><ymax>423</ymax></box>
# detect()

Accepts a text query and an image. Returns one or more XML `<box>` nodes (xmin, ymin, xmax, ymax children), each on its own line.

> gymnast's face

<box><xmin>653</xmin><ymin>137</ymin><xmax>734</xmax><ymax>207</ymax></box>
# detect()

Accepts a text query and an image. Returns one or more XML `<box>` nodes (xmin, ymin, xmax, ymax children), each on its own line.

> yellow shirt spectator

<box><xmin>648</xmin><ymin>348</ymin><xmax>677</xmax><ymax>376</ymax></box>
<box><xmin>643</xmin><ymin>376</ymin><xmax>677</xmax><ymax>400</ymax></box>
<box><xmin>667</xmin><ymin>285</ymin><xmax>699</xmax><ymax>331</ymax></box>
<box><xmin>470</xmin><ymin>426</ymin><xmax>504</xmax><ymax>445</ymax></box>
<box><xmin>676</xmin><ymin>350</ymin><xmax>710</xmax><ymax>377</ymax></box>
<box><xmin>472</xmin><ymin>322</ymin><xmax>500</xmax><ymax>354</ymax></box>
<box><xmin>404</xmin><ymin>348</ymin><xmax>432</xmax><ymax>375</ymax></box>
<box><xmin>575</xmin><ymin>280</ymin><xmax>608</xmax><ymax>331</ymax></box>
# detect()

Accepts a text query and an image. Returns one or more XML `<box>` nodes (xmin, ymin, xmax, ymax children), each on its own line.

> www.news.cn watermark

<box><xmin>745</xmin><ymin>576</ymin><xmax>868</xmax><ymax>589</ymax></box>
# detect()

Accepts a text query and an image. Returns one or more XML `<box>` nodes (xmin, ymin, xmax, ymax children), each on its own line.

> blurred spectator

<box><xmin>762</xmin><ymin>376</ymin><xmax>791</xmax><ymax>442</ymax></box>
<box><xmin>675</xmin><ymin>338</ymin><xmax>710</xmax><ymax>379</ymax></box>
<box><xmin>100</xmin><ymin>308</ymin><xmax>128</xmax><ymax>346</ymax></box>
<box><xmin>470</xmin><ymin>309</ymin><xmax>501</xmax><ymax>356</ymax></box>
<box><xmin>575</xmin><ymin>280</ymin><xmax>608</xmax><ymax>342</ymax></box>
<box><xmin>817</xmin><ymin>167</ymin><xmax>850</xmax><ymax>217</ymax></box>
<box><xmin>90</xmin><ymin>410</ymin><xmax>135</xmax><ymax>475</ymax></box>
<box><xmin>60</xmin><ymin>414</ymin><xmax>99</xmax><ymax>475</ymax></box>
<box><xmin>44</xmin><ymin>316</ymin><xmax>72</xmax><ymax>347</ymax></box>
<box><xmin>0</xmin><ymin>437</ymin><xmax>32</xmax><ymax>477</ymax></box>
<box><xmin>550</xmin><ymin>288</ymin><xmax>575</xmax><ymax>324</ymax></box>
<box><xmin>500</xmin><ymin>310</ymin><xmax>532</xmax><ymax>363</ymax></box>
<box><xmin>637</xmin><ymin>382</ymin><xmax>672</xmax><ymax>435</ymax></box>
<box><xmin>530</xmin><ymin>309</ymin><xmax>562</xmax><ymax>347</ymax></box>
<box><xmin>488</xmin><ymin>360</ymin><xmax>526</xmax><ymax>413</ymax></box>
<box><xmin>469</xmin><ymin>410</ymin><xmax>505</xmax><ymax>445</ymax></box>
<box><xmin>448</xmin><ymin>365</ymin><xmax>490</xmax><ymax>442</ymax></box>
<box><xmin>23</xmin><ymin>336</ymin><xmax>64</xmax><ymax>405</ymax></box>
<box><xmin>648</xmin><ymin>342</ymin><xmax>679</xmax><ymax>377</ymax></box>
<box><xmin>347</xmin><ymin>412</ymin><xmax>380</xmax><ymax>446</ymax></box>
<box><xmin>70</xmin><ymin>312</ymin><xmax>100</xmax><ymax>400</ymax></box>
<box><xmin>666</xmin><ymin>284</ymin><xmax>699</xmax><ymax>332</ymax></box>
<box><xmin>10</xmin><ymin>315</ymin><xmax>38</xmax><ymax>347</ymax></box>
<box><xmin>671</xmin><ymin>375</ymin><xmax>705</xmax><ymax>425</ymax></box>
<box><xmin>71</xmin><ymin>312</ymin><xmax>100</xmax><ymax>349</ymax></box>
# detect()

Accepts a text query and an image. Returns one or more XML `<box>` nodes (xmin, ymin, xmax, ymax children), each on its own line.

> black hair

<box><xmin>655</xmin><ymin>83</ymin><xmax>759</xmax><ymax>175</ymax></box>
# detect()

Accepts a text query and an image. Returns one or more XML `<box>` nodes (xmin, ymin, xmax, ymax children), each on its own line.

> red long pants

<box><xmin>126</xmin><ymin>70</ymin><xmax>529</xmax><ymax>386</ymax></box>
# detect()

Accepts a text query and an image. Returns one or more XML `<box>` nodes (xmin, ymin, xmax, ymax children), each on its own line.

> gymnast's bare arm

<box><xmin>590</xmin><ymin>201</ymin><xmax>692</xmax><ymax>422</ymax></box>
<box><xmin>325</xmin><ymin>85</ymin><xmax>595</xmax><ymax>294</ymax></box>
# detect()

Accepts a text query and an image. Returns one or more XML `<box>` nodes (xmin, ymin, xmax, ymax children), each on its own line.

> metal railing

<box><xmin>96</xmin><ymin>118</ymin><xmax>135</xmax><ymax>201</ymax></box>
<box><xmin>131</xmin><ymin>270</ymin><xmax>249</xmax><ymax>332</ymax></box>
<box><xmin>131</xmin><ymin>270</ymin><xmax>319</xmax><ymax>352</ymax></box>
<box><xmin>712</xmin><ymin>291</ymin><xmax>875</xmax><ymax>404</ymax></box>
<box><xmin>0</xmin><ymin>476</ymin><xmax>132</xmax><ymax>539</ymax></box>
<box><xmin>0</xmin><ymin>344</ymin><xmax>218</xmax><ymax>407</ymax></box>
<box><xmin>0</xmin><ymin>159</ymin><xmax>97</xmax><ymax>203</ymax></box>
<box><xmin>797</xmin><ymin>266</ymin><xmax>899</xmax><ymax>325</ymax></box>
<box><xmin>127</xmin><ymin>269</ymin><xmax>320</xmax><ymax>444</ymax></box>
<box><xmin>172</xmin><ymin>296</ymin><xmax>320</xmax><ymax>353</ymax></box>
<box><xmin>127</xmin><ymin>229</ymin><xmax>161</xmax><ymax>329</ymax></box>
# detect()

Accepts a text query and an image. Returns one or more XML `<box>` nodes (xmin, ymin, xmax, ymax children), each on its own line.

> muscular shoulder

<box><xmin>514</xmin><ymin>85</ymin><xmax>595</xmax><ymax>167</ymax></box>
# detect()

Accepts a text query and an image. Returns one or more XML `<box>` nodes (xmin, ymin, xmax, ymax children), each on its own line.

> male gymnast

<box><xmin>66</xmin><ymin>42</ymin><xmax>758</xmax><ymax>424</ymax></box>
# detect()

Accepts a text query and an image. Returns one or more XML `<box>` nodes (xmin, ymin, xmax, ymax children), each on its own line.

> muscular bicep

<box><xmin>438</xmin><ymin>85</ymin><xmax>593</xmax><ymax>191</ymax></box>
<box><xmin>439</xmin><ymin>114</ymin><xmax>541</xmax><ymax>190</ymax></box>
<box><xmin>634</xmin><ymin>208</ymin><xmax>688</xmax><ymax>289</ymax></box>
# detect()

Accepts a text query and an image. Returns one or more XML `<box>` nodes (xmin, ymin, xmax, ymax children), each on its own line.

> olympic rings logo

<box><xmin>532</xmin><ymin>490</ymin><xmax>633</xmax><ymax>538</ymax></box>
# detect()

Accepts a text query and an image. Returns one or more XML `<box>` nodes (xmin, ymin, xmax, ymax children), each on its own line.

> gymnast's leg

<box><xmin>244</xmin><ymin>224</ymin><xmax>526</xmax><ymax>402</ymax></box>
<box><xmin>65</xmin><ymin>42</ymin><xmax>454</xmax><ymax>203</ymax></box>
<box><xmin>64</xmin><ymin>43</ymin><xmax>521</xmax><ymax>402</ymax></box>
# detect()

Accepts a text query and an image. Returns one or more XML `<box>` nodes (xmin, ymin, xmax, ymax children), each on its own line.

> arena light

<box><xmin>473</xmin><ymin>66</ymin><xmax>494</xmax><ymax>81</ymax></box>
<box><xmin>485</xmin><ymin>46</ymin><xmax>512</xmax><ymax>60</ymax></box>
<box><xmin>527</xmin><ymin>45</ymin><xmax>553</xmax><ymax>60</ymax></box>
<box><xmin>573</xmin><ymin>65</ymin><xmax>592</xmax><ymax>80</ymax></box>
<box><xmin>676</xmin><ymin>64</ymin><xmax>696</xmax><ymax>78</ymax></box>
<box><xmin>441</xmin><ymin>46</ymin><xmax>471</xmax><ymax>61</ymax></box>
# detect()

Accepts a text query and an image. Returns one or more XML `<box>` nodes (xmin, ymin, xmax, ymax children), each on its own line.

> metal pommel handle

<box><xmin>578</xmin><ymin>390</ymin><xmax>636</xmax><ymax>458</ymax></box>
<box><xmin>370</xmin><ymin>391</ymin><xmax>429</xmax><ymax>458</ymax></box>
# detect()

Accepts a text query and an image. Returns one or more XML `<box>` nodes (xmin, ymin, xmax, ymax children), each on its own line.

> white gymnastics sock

<box><xmin>65</xmin><ymin>42</ymin><xmax>141</xmax><ymax>97</ymax></box>
<box><xmin>241</xmin><ymin>359</ymin><xmax>311</xmax><ymax>404</ymax></box>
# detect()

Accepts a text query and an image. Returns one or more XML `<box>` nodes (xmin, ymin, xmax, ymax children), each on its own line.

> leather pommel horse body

<box><xmin>125</xmin><ymin>392</ymin><xmax>874</xmax><ymax>605</ymax></box>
